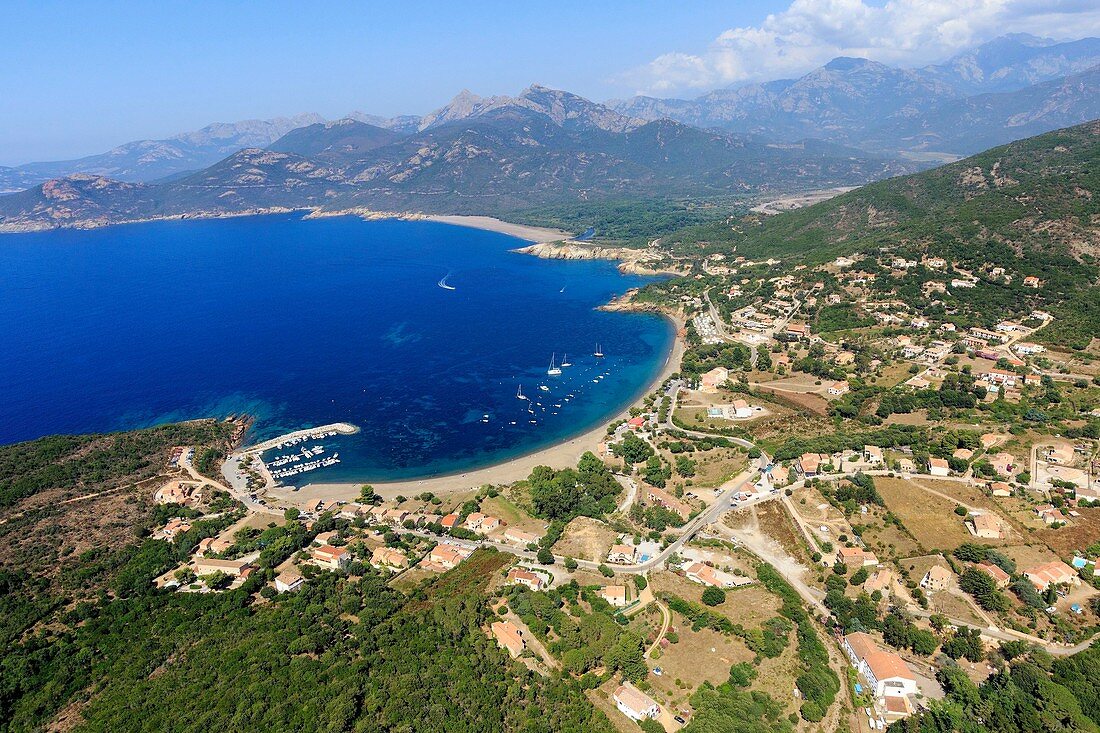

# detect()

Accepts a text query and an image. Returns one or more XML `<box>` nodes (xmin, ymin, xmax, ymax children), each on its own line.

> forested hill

<box><xmin>662</xmin><ymin>120</ymin><xmax>1100</xmax><ymax>346</ymax></box>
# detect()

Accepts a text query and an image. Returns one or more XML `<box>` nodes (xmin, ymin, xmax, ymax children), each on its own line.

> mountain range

<box><xmin>2</xmin><ymin>34</ymin><xmax>1100</xmax><ymax>232</ymax></box>
<box><xmin>610</xmin><ymin>34</ymin><xmax>1100</xmax><ymax>156</ymax></box>
<box><xmin>0</xmin><ymin>115</ymin><xmax>324</xmax><ymax>193</ymax></box>
<box><xmin>0</xmin><ymin>92</ymin><xmax>911</xmax><ymax>232</ymax></box>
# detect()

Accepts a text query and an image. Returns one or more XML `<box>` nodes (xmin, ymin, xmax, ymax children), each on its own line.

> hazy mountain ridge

<box><xmin>0</xmin><ymin>98</ymin><xmax>912</xmax><ymax>232</ymax></box>
<box><xmin>610</xmin><ymin>34</ymin><xmax>1100</xmax><ymax>156</ymax></box>
<box><xmin>0</xmin><ymin>114</ymin><xmax>326</xmax><ymax>190</ymax></box>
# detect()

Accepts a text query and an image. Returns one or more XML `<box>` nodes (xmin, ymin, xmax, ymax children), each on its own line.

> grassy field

<box><xmin>554</xmin><ymin>516</ymin><xmax>618</xmax><ymax>562</ymax></box>
<box><xmin>874</xmin><ymin>477</ymin><xmax>994</xmax><ymax>552</ymax></box>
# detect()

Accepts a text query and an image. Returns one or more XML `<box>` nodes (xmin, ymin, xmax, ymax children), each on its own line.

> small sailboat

<box><xmin>547</xmin><ymin>353</ymin><xmax>562</xmax><ymax>376</ymax></box>
<box><xmin>560</xmin><ymin>353</ymin><xmax>572</xmax><ymax>367</ymax></box>
<box><xmin>516</xmin><ymin>385</ymin><xmax>528</xmax><ymax>400</ymax></box>
<box><xmin>594</xmin><ymin>342</ymin><xmax>604</xmax><ymax>358</ymax></box>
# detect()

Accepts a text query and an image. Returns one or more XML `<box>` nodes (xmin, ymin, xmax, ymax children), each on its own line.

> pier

<box><xmin>237</xmin><ymin>422</ymin><xmax>359</xmax><ymax>455</ymax></box>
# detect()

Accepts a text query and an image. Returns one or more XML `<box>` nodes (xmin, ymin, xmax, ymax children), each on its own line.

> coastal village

<box><xmin>136</xmin><ymin>234</ymin><xmax>1100</xmax><ymax>733</ymax></box>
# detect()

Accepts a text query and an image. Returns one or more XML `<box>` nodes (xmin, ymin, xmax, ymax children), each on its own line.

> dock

<box><xmin>236</xmin><ymin>422</ymin><xmax>360</xmax><ymax>456</ymax></box>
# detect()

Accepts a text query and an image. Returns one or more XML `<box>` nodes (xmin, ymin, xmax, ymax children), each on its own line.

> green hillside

<box><xmin>663</xmin><ymin>120</ymin><xmax>1100</xmax><ymax>347</ymax></box>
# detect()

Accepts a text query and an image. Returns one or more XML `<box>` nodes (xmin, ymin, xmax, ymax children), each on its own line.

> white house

<box><xmin>613</xmin><ymin>683</ymin><xmax>660</xmax><ymax>721</ymax></box>
<box><xmin>843</xmin><ymin>632</ymin><xmax>919</xmax><ymax>698</ymax></box>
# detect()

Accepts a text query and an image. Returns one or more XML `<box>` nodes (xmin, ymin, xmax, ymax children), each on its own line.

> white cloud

<box><xmin>618</xmin><ymin>0</ymin><xmax>1100</xmax><ymax>97</ymax></box>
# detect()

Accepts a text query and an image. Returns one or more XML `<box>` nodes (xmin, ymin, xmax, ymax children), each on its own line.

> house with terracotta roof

<box><xmin>827</xmin><ymin>380</ymin><xmax>850</xmax><ymax>397</ymax></box>
<box><xmin>989</xmin><ymin>452</ymin><xmax>1016</xmax><ymax>476</ymax></box>
<box><xmin>156</xmin><ymin>518</ymin><xmax>193</xmax><ymax>540</ymax></box>
<box><xmin>607</xmin><ymin>544</ymin><xmax>636</xmax><ymax>564</ymax></box>
<box><xmin>968</xmin><ymin>512</ymin><xmax>1003</xmax><ymax>539</ymax></box>
<box><xmin>864</xmin><ymin>445</ymin><xmax>884</xmax><ymax>465</ymax></box>
<box><xmin>989</xmin><ymin>481</ymin><xmax>1012</xmax><ymax>497</ymax></box>
<box><xmin>490</xmin><ymin>620</ymin><xmax>525</xmax><ymax>657</ymax></box>
<box><xmin>440</xmin><ymin>513</ymin><xmax>461</xmax><ymax>529</ymax></box>
<box><xmin>786</xmin><ymin>323</ymin><xmax>810</xmax><ymax>340</ymax></box>
<box><xmin>684</xmin><ymin>561</ymin><xmax>748</xmax><ymax>588</ymax></box>
<box><xmin>426</xmin><ymin>544</ymin><xmax>470</xmax><ymax>570</ymax></box>
<box><xmin>883</xmin><ymin>694</ymin><xmax>915</xmax><ymax>722</ymax></box>
<box><xmin>977</xmin><ymin>562</ymin><xmax>1010</xmax><ymax>587</ymax></box>
<box><xmin>507</xmin><ymin>566</ymin><xmax>544</xmax><ymax>591</ymax></box>
<box><xmin>928</xmin><ymin>457</ymin><xmax>950</xmax><ymax>477</ymax></box>
<box><xmin>1024</xmin><ymin>560</ymin><xmax>1079</xmax><ymax>591</ymax></box>
<box><xmin>798</xmin><ymin>452</ymin><xmax>827</xmax><ymax>477</ymax></box>
<box><xmin>646</xmin><ymin>485</ymin><xmax>692</xmax><ymax>520</ymax></box>
<box><xmin>466</xmin><ymin>513</ymin><xmax>502</xmax><ymax>532</ymax></box>
<box><xmin>920</xmin><ymin>565</ymin><xmax>955</xmax><ymax>591</ymax></box>
<box><xmin>371</xmin><ymin>547</ymin><xmax>409</xmax><ymax>571</ymax></box>
<box><xmin>1022</xmin><ymin>275</ymin><xmax>1042</xmax><ymax>289</ymax></box>
<box><xmin>311</xmin><ymin>544</ymin><xmax>351</xmax><ymax>570</ymax></box>
<box><xmin>842</xmin><ymin>632</ymin><xmax>918</xmax><ymax>698</ymax></box>
<box><xmin>770</xmin><ymin>465</ymin><xmax>790</xmax><ymax>486</ymax></box>
<box><xmin>274</xmin><ymin>571</ymin><xmax>304</xmax><ymax>593</ymax></box>
<box><xmin>598</xmin><ymin>585</ymin><xmax>629</xmax><ymax>607</ymax></box>
<box><xmin>193</xmin><ymin>557</ymin><xmax>252</xmax><ymax>577</ymax></box>
<box><xmin>731</xmin><ymin>399</ymin><xmax>753</xmax><ymax>418</ymax></box>
<box><xmin>838</xmin><ymin>546</ymin><xmax>879</xmax><ymax>568</ymax></box>
<box><xmin>613</xmin><ymin>682</ymin><xmax>660</xmax><ymax>721</ymax></box>
<box><xmin>699</xmin><ymin>367</ymin><xmax>729</xmax><ymax>392</ymax></box>
<box><xmin>503</xmin><ymin>527</ymin><xmax>540</xmax><ymax>546</ymax></box>
<box><xmin>1034</xmin><ymin>504</ymin><xmax>1063</xmax><ymax>525</ymax></box>
<box><xmin>195</xmin><ymin>536</ymin><xmax>232</xmax><ymax>557</ymax></box>
<box><xmin>864</xmin><ymin>569</ymin><xmax>894</xmax><ymax>594</ymax></box>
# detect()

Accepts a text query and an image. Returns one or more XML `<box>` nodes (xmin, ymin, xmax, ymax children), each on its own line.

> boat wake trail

<box><xmin>438</xmin><ymin>271</ymin><xmax>456</xmax><ymax>290</ymax></box>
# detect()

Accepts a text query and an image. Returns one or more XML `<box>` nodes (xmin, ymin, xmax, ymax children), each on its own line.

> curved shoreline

<box><xmin>273</xmin><ymin>311</ymin><xmax>684</xmax><ymax>506</ymax></box>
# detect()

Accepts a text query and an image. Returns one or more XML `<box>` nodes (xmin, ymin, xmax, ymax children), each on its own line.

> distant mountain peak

<box><xmin>823</xmin><ymin>56</ymin><xmax>877</xmax><ymax>71</ymax></box>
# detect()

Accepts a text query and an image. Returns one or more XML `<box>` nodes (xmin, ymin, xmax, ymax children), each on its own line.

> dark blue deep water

<box><xmin>0</xmin><ymin>214</ymin><xmax>673</xmax><ymax>481</ymax></box>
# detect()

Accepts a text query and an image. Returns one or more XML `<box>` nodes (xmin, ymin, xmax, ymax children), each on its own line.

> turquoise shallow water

<box><xmin>0</xmin><ymin>213</ymin><xmax>673</xmax><ymax>481</ymax></box>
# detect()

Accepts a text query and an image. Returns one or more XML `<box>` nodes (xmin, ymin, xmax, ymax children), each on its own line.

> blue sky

<box><xmin>3</xmin><ymin>0</ymin><xmax>1099</xmax><ymax>165</ymax></box>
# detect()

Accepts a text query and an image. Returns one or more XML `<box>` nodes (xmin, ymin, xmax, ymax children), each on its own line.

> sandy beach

<box><xmin>274</xmin><ymin>315</ymin><xmax>685</xmax><ymax>508</ymax></box>
<box><xmin>425</xmin><ymin>214</ymin><xmax>571</xmax><ymax>243</ymax></box>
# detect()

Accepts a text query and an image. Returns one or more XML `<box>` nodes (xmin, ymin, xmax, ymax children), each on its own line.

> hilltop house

<box><xmin>699</xmin><ymin>367</ymin><xmax>729</xmax><ymax>393</ymax></box>
<box><xmin>503</xmin><ymin>527</ymin><xmax>540</xmax><ymax>546</ymax></box>
<box><xmin>613</xmin><ymin>683</ymin><xmax>660</xmax><ymax>721</ymax></box>
<box><xmin>1024</xmin><ymin>561</ymin><xmax>1079</xmax><ymax>591</ymax></box>
<box><xmin>684</xmin><ymin>561</ymin><xmax>748</xmax><ymax>588</ymax></box>
<box><xmin>274</xmin><ymin>571</ymin><xmax>304</xmax><ymax>593</ymax></box>
<box><xmin>598</xmin><ymin>585</ymin><xmax>629</xmax><ymax>607</ymax></box>
<box><xmin>977</xmin><ymin>562</ymin><xmax>1011</xmax><ymax>588</ymax></box>
<box><xmin>371</xmin><ymin>547</ymin><xmax>409</xmax><ymax>571</ymax></box>
<box><xmin>838</xmin><ymin>546</ymin><xmax>879</xmax><ymax>568</ymax></box>
<box><xmin>968</xmin><ymin>513</ymin><xmax>1003</xmax><ymax>539</ymax></box>
<box><xmin>842</xmin><ymin>632</ymin><xmax>919</xmax><ymax>698</ymax></box>
<box><xmin>311</xmin><ymin>544</ymin><xmax>351</xmax><ymax>571</ymax></box>
<box><xmin>607</xmin><ymin>544</ymin><xmax>637</xmax><ymax>564</ymax></box>
<box><xmin>506</xmin><ymin>566</ymin><xmax>544</xmax><ymax>591</ymax></box>
<box><xmin>646</xmin><ymin>486</ymin><xmax>692</xmax><ymax>520</ymax></box>
<box><xmin>920</xmin><ymin>565</ymin><xmax>955</xmax><ymax>592</ymax></box>
<box><xmin>490</xmin><ymin>620</ymin><xmax>525</xmax><ymax>657</ymax></box>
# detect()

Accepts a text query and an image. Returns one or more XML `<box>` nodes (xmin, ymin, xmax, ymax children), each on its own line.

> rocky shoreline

<box><xmin>510</xmin><ymin>241</ymin><xmax>685</xmax><ymax>276</ymax></box>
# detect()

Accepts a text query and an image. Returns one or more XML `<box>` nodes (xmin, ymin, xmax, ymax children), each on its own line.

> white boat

<box><xmin>516</xmin><ymin>385</ymin><xmax>528</xmax><ymax>400</ymax></box>
<box><xmin>560</xmin><ymin>353</ymin><xmax>572</xmax><ymax>367</ymax></box>
<box><xmin>594</xmin><ymin>342</ymin><xmax>604</xmax><ymax>358</ymax></box>
<box><xmin>539</xmin><ymin>385</ymin><xmax>550</xmax><ymax>392</ymax></box>
<box><xmin>547</xmin><ymin>353</ymin><xmax>562</xmax><ymax>376</ymax></box>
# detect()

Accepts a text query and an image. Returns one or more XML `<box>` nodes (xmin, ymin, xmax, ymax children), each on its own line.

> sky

<box><xmin>3</xmin><ymin>0</ymin><xmax>1099</xmax><ymax>165</ymax></box>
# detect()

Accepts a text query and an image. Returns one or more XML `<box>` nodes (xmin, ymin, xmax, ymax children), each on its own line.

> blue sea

<box><xmin>0</xmin><ymin>214</ymin><xmax>673</xmax><ymax>481</ymax></box>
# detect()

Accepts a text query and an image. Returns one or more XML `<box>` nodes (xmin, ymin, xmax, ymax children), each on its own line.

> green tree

<box><xmin>701</xmin><ymin>587</ymin><xmax>726</xmax><ymax>606</ymax></box>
